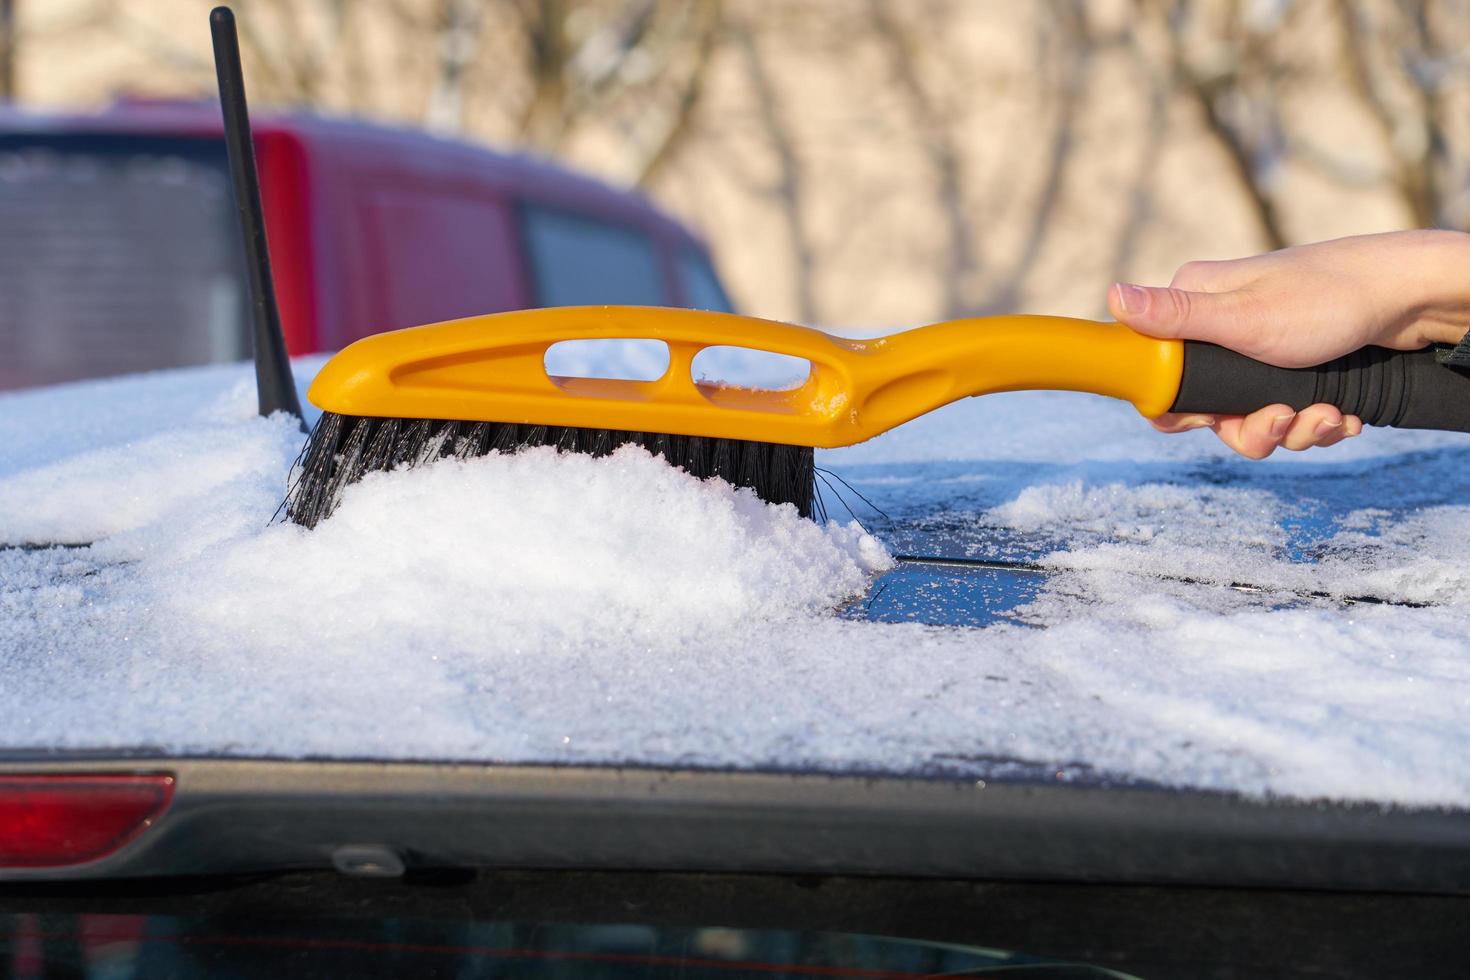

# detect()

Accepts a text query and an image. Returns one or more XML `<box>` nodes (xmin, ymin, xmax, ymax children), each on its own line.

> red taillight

<box><xmin>0</xmin><ymin>774</ymin><xmax>174</xmax><ymax>868</ymax></box>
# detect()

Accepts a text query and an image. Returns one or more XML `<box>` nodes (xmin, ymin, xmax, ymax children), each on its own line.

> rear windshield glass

<box><xmin>0</xmin><ymin>912</ymin><xmax>1115</xmax><ymax>978</ymax></box>
<box><xmin>677</xmin><ymin>247</ymin><xmax>733</xmax><ymax>312</ymax></box>
<box><xmin>521</xmin><ymin>204</ymin><xmax>666</xmax><ymax>307</ymax></box>
<box><xmin>0</xmin><ymin>135</ymin><xmax>245</xmax><ymax>391</ymax></box>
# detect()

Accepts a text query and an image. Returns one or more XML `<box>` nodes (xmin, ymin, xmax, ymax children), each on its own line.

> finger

<box><xmin>1314</xmin><ymin>414</ymin><xmax>1363</xmax><ymax>450</ymax></box>
<box><xmin>1149</xmin><ymin>412</ymin><xmax>1218</xmax><ymax>434</ymax></box>
<box><xmin>1108</xmin><ymin>281</ymin><xmax>1260</xmax><ymax>348</ymax></box>
<box><xmin>1211</xmin><ymin>404</ymin><xmax>1295</xmax><ymax>459</ymax></box>
<box><xmin>1280</xmin><ymin>404</ymin><xmax>1344</xmax><ymax>451</ymax></box>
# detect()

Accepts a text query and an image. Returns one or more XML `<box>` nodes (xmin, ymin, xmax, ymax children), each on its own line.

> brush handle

<box><xmin>1171</xmin><ymin>341</ymin><xmax>1470</xmax><ymax>431</ymax></box>
<box><xmin>305</xmin><ymin>306</ymin><xmax>1470</xmax><ymax>449</ymax></box>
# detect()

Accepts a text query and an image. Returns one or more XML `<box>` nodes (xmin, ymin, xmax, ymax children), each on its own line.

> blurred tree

<box><xmin>980</xmin><ymin>0</ymin><xmax>1094</xmax><ymax>314</ymax></box>
<box><xmin>220</xmin><ymin>0</ymin><xmax>721</xmax><ymax>183</ymax></box>
<box><xmin>235</xmin><ymin>0</ymin><xmax>347</xmax><ymax>105</ymax></box>
<box><xmin>867</xmin><ymin>0</ymin><xmax>982</xmax><ymax>319</ymax></box>
<box><xmin>1139</xmin><ymin>0</ymin><xmax>1470</xmax><ymax>250</ymax></box>
<box><xmin>1107</xmin><ymin>8</ymin><xmax>1172</xmax><ymax>290</ymax></box>
<box><xmin>12</xmin><ymin>0</ymin><xmax>1470</xmax><ymax>321</ymax></box>
<box><xmin>0</xmin><ymin>0</ymin><xmax>15</xmax><ymax>100</ymax></box>
<box><xmin>730</xmin><ymin>13</ymin><xmax>816</xmax><ymax>323</ymax></box>
<box><xmin>424</xmin><ymin>0</ymin><xmax>485</xmax><ymax>132</ymax></box>
<box><xmin>505</xmin><ymin>0</ymin><xmax>722</xmax><ymax>183</ymax></box>
<box><xmin>1333</xmin><ymin>0</ymin><xmax>1470</xmax><ymax>231</ymax></box>
<box><xmin>1162</xmin><ymin>0</ymin><xmax>1293</xmax><ymax>248</ymax></box>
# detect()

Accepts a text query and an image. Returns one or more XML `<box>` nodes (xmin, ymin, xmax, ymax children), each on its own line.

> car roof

<box><xmin>0</xmin><ymin>98</ymin><xmax>709</xmax><ymax>250</ymax></box>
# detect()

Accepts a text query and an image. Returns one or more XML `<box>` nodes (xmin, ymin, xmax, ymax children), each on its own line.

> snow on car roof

<box><xmin>2</xmin><ymin>344</ymin><xmax>1469</xmax><ymax>807</ymax></box>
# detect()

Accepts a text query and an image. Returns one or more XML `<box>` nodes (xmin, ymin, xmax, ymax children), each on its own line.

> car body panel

<box><xmin>0</xmin><ymin>757</ymin><xmax>1466</xmax><ymax>895</ymax></box>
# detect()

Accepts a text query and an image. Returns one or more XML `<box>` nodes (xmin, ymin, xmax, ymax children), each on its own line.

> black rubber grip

<box><xmin>1171</xmin><ymin>341</ymin><xmax>1470</xmax><ymax>432</ymax></box>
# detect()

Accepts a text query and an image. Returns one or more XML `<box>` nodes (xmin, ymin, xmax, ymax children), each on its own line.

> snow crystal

<box><xmin>3</xmin><ymin>351</ymin><xmax>1470</xmax><ymax>808</ymax></box>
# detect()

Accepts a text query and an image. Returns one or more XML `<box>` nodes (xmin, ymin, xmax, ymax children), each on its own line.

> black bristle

<box><xmin>487</xmin><ymin>423</ymin><xmax>520</xmax><ymax>454</ymax></box>
<box><xmin>554</xmin><ymin>426</ymin><xmax>580</xmax><ymax>453</ymax></box>
<box><xmin>361</xmin><ymin>418</ymin><xmax>400</xmax><ymax>473</ymax></box>
<box><xmin>457</xmin><ymin>422</ymin><xmax>489</xmax><ymax>460</ymax></box>
<box><xmin>391</xmin><ymin>419</ymin><xmax>430</xmax><ymax>467</ymax></box>
<box><xmin>283</xmin><ymin>413</ymin><xmax>817</xmax><ymax>529</ymax></box>
<box><xmin>324</xmin><ymin>416</ymin><xmax>373</xmax><ymax>507</ymax></box>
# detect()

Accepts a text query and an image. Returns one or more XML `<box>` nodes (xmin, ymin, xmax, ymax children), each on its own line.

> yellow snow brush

<box><xmin>286</xmin><ymin>305</ymin><xmax>1470</xmax><ymax>527</ymax></box>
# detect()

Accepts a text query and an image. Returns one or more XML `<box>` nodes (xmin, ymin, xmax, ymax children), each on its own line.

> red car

<box><xmin>0</xmin><ymin>98</ymin><xmax>732</xmax><ymax>390</ymax></box>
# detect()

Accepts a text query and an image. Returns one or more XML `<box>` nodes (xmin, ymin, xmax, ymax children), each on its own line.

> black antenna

<box><xmin>210</xmin><ymin>5</ymin><xmax>304</xmax><ymax>427</ymax></box>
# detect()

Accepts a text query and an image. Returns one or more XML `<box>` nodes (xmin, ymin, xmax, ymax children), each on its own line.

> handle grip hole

<box><xmin>544</xmin><ymin>339</ymin><xmax>670</xmax><ymax>382</ymax></box>
<box><xmin>691</xmin><ymin>346</ymin><xmax>812</xmax><ymax>391</ymax></box>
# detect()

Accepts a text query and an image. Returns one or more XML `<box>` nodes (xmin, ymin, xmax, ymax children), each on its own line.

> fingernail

<box><xmin>1270</xmin><ymin>413</ymin><xmax>1295</xmax><ymax>438</ymax></box>
<box><xmin>1314</xmin><ymin>418</ymin><xmax>1343</xmax><ymax>437</ymax></box>
<box><xmin>1182</xmin><ymin>416</ymin><xmax>1216</xmax><ymax>429</ymax></box>
<box><xmin>1115</xmin><ymin>283</ymin><xmax>1149</xmax><ymax>315</ymax></box>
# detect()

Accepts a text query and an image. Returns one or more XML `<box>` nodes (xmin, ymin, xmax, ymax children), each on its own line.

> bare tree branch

<box><xmin>253</xmin><ymin>0</ymin><xmax>326</xmax><ymax>103</ymax></box>
<box><xmin>1107</xmin><ymin>10</ymin><xmax>1171</xmax><ymax>296</ymax></box>
<box><xmin>0</xmin><ymin>0</ymin><xmax>15</xmax><ymax>101</ymax></box>
<box><xmin>1338</xmin><ymin>1</ymin><xmax>1437</xmax><ymax>227</ymax></box>
<box><xmin>1166</xmin><ymin>0</ymin><xmax>1289</xmax><ymax>249</ymax></box>
<box><xmin>514</xmin><ymin>0</ymin><xmax>574</xmax><ymax>149</ymax></box>
<box><xmin>333</xmin><ymin>0</ymin><xmax>373</xmax><ymax>115</ymax></box>
<box><xmin>100</xmin><ymin>4</ymin><xmax>213</xmax><ymax>81</ymax></box>
<box><xmin>1396</xmin><ymin>0</ymin><xmax>1458</xmax><ymax>228</ymax></box>
<box><xmin>426</xmin><ymin>0</ymin><xmax>488</xmax><ymax>134</ymax></box>
<box><xmin>564</xmin><ymin>0</ymin><xmax>657</xmax><ymax>113</ymax></box>
<box><xmin>1288</xmin><ymin>133</ymin><xmax>1391</xmax><ymax>189</ymax></box>
<box><xmin>630</xmin><ymin>0</ymin><xmax>722</xmax><ymax>186</ymax></box>
<box><xmin>867</xmin><ymin>0</ymin><xmax>981</xmax><ymax>319</ymax></box>
<box><xmin>986</xmin><ymin>0</ymin><xmax>1094</xmax><ymax>311</ymax></box>
<box><xmin>733</xmin><ymin>18</ymin><xmax>818</xmax><ymax>323</ymax></box>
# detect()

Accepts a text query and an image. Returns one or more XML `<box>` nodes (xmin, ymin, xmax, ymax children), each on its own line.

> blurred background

<box><xmin>1</xmin><ymin>0</ymin><xmax>1468</xmax><ymax>385</ymax></box>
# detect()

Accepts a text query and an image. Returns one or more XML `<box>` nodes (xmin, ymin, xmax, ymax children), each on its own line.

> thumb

<box><xmin>1109</xmin><ymin>282</ymin><xmax>1253</xmax><ymax>345</ymax></box>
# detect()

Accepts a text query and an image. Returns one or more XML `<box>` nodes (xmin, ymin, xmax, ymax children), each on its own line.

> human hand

<box><xmin>1109</xmin><ymin>230</ymin><xmax>1470</xmax><ymax>458</ymax></box>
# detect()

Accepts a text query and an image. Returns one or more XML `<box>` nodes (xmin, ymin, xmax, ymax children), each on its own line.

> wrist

<box><xmin>1405</xmin><ymin>229</ymin><xmax>1470</xmax><ymax>346</ymax></box>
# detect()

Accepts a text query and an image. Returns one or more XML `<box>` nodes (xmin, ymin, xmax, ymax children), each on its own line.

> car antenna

<box><xmin>209</xmin><ymin>5</ymin><xmax>305</xmax><ymax>429</ymax></box>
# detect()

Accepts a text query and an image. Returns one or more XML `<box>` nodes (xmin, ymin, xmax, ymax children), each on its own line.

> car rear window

<box><xmin>521</xmin><ymin>204</ymin><xmax>666</xmax><ymax>307</ymax></box>
<box><xmin>0</xmin><ymin>911</ymin><xmax>1104</xmax><ymax>978</ymax></box>
<box><xmin>677</xmin><ymin>247</ymin><xmax>733</xmax><ymax>312</ymax></box>
<box><xmin>0</xmin><ymin>135</ymin><xmax>246</xmax><ymax>391</ymax></box>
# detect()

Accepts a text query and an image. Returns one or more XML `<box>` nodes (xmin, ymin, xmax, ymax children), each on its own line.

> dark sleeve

<box><xmin>1434</xmin><ymin>330</ymin><xmax>1470</xmax><ymax>370</ymax></box>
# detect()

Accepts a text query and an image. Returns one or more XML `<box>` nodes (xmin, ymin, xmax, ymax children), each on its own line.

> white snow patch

<box><xmin>3</xmin><ymin>350</ymin><xmax>1470</xmax><ymax>808</ymax></box>
<box><xmin>144</xmin><ymin>443</ymin><xmax>890</xmax><ymax>657</ymax></box>
<box><xmin>988</xmin><ymin>481</ymin><xmax>1470</xmax><ymax>607</ymax></box>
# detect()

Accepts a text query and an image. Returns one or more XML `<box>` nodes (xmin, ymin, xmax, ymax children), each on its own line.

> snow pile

<box><xmin>0</xmin><ymin>418</ymin><xmax>301</xmax><ymax>547</ymax></box>
<box><xmin>141</xmin><ymin>443</ymin><xmax>889</xmax><ymax>658</ymax></box>
<box><xmin>0</xmin><ymin>357</ymin><xmax>327</xmax><ymax>479</ymax></box>
<box><xmin>0</xmin><ymin>363</ymin><xmax>895</xmax><ymax>760</ymax></box>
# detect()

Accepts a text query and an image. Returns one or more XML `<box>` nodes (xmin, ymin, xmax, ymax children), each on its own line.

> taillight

<box><xmin>0</xmin><ymin>774</ymin><xmax>174</xmax><ymax>868</ymax></box>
